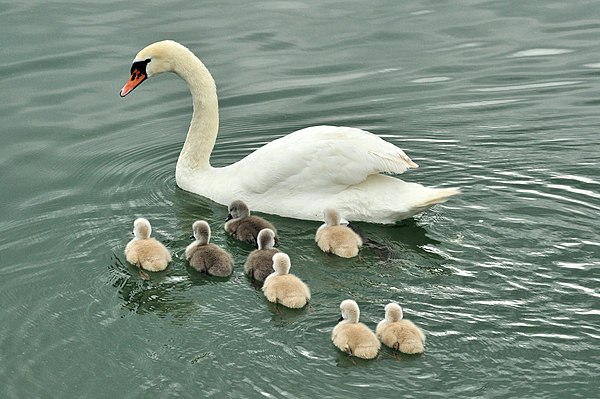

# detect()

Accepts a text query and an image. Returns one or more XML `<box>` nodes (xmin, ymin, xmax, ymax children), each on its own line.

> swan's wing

<box><xmin>238</xmin><ymin>126</ymin><xmax>417</xmax><ymax>194</ymax></box>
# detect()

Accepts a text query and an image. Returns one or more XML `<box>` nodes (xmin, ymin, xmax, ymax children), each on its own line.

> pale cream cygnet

<box><xmin>125</xmin><ymin>218</ymin><xmax>171</xmax><ymax>272</ymax></box>
<box><xmin>376</xmin><ymin>302</ymin><xmax>425</xmax><ymax>354</ymax></box>
<box><xmin>331</xmin><ymin>299</ymin><xmax>380</xmax><ymax>360</ymax></box>
<box><xmin>262</xmin><ymin>253</ymin><xmax>310</xmax><ymax>308</ymax></box>
<box><xmin>315</xmin><ymin>208</ymin><xmax>362</xmax><ymax>258</ymax></box>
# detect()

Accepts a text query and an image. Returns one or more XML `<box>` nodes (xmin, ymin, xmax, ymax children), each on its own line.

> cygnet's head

<box><xmin>227</xmin><ymin>200</ymin><xmax>250</xmax><ymax>221</ymax></box>
<box><xmin>323</xmin><ymin>208</ymin><xmax>342</xmax><ymax>226</ymax></box>
<box><xmin>339</xmin><ymin>299</ymin><xmax>360</xmax><ymax>323</ymax></box>
<box><xmin>272</xmin><ymin>253</ymin><xmax>291</xmax><ymax>275</ymax></box>
<box><xmin>120</xmin><ymin>40</ymin><xmax>199</xmax><ymax>97</ymax></box>
<box><xmin>257</xmin><ymin>228</ymin><xmax>276</xmax><ymax>250</ymax></box>
<box><xmin>133</xmin><ymin>218</ymin><xmax>152</xmax><ymax>239</ymax></box>
<box><xmin>384</xmin><ymin>302</ymin><xmax>404</xmax><ymax>322</ymax></box>
<box><xmin>191</xmin><ymin>220</ymin><xmax>211</xmax><ymax>245</ymax></box>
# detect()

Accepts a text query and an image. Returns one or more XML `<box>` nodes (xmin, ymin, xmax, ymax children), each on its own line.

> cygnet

<box><xmin>244</xmin><ymin>228</ymin><xmax>280</xmax><ymax>282</ymax></box>
<box><xmin>262</xmin><ymin>253</ymin><xmax>310</xmax><ymax>308</ymax></box>
<box><xmin>186</xmin><ymin>220</ymin><xmax>234</xmax><ymax>277</ymax></box>
<box><xmin>315</xmin><ymin>208</ymin><xmax>362</xmax><ymax>258</ymax></box>
<box><xmin>376</xmin><ymin>302</ymin><xmax>425</xmax><ymax>354</ymax></box>
<box><xmin>125</xmin><ymin>218</ymin><xmax>171</xmax><ymax>272</ymax></box>
<box><xmin>331</xmin><ymin>299</ymin><xmax>380</xmax><ymax>359</ymax></box>
<box><xmin>225</xmin><ymin>200</ymin><xmax>278</xmax><ymax>247</ymax></box>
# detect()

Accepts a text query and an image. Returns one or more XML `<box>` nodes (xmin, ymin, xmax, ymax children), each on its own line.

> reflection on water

<box><xmin>108</xmin><ymin>255</ymin><xmax>200</xmax><ymax>321</ymax></box>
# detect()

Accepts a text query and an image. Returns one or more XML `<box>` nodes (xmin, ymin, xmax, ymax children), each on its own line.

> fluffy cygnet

<box><xmin>125</xmin><ymin>218</ymin><xmax>171</xmax><ymax>272</ymax></box>
<box><xmin>315</xmin><ymin>208</ymin><xmax>362</xmax><ymax>258</ymax></box>
<box><xmin>244</xmin><ymin>228</ymin><xmax>280</xmax><ymax>283</ymax></box>
<box><xmin>376</xmin><ymin>302</ymin><xmax>425</xmax><ymax>354</ymax></box>
<box><xmin>225</xmin><ymin>200</ymin><xmax>278</xmax><ymax>247</ymax></box>
<box><xmin>262</xmin><ymin>253</ymin><xmax>310</xmax><ymax>308</ymax></box>
<box><xmin>332</xmin><ymin>299</ymin><xmax>380</xmax><ymax>360</ymax></box>
<box><xmin>186</xmin><ymin>220</ymin><xmax>234</xmax><ymax>277</ymax></box>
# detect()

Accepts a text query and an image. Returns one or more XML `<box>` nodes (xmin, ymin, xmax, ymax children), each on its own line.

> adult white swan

<box><xmin>120</xmin><ymin>40</ymin><xmax>459</xmax><ymax>224</ymax></box>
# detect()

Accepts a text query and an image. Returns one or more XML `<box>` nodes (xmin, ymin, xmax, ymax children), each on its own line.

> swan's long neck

<box><xmin>172</xmin><ymin>50</ymin><xmax>219</xmax><ymax>173</ymax></box>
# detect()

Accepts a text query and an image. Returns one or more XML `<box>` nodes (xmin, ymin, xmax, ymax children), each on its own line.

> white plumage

<box><xmin>120</xmin><ymin>40</ymin><xmax>459</xmax><ymax>224</ymax></box>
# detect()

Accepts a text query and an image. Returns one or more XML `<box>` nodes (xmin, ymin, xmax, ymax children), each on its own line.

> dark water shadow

<box><xmin>376</xmin><ymin>346</ymin><xmax>425</xmax><ymax>362</ymax></box>
<box><xmin>333</xmin><ymin>350</ymin><xmax>380</xmax><ymax>368</ymax></box>
<box><xmin>107</xmin><ymin>253</ymin><xmax>201</xmax><ymax>323</ymax></box>
<box><xmin>347</xmin><ymin>219</ymin><xmax>452</xmax><ymax>276</ymax></box>
<box><xmin>264</xmin><ymin>300</ymin><xmax>310</xmax><ymax>325</ymax></box>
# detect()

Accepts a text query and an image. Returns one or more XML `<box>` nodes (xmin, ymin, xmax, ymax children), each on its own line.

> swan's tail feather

<box><xmin>421</xmin><ymin>187</ymin><xmax>461</xmax><ymax>207</ymax></box>
<box><xmin>397</xmin><ymin>187</ymin><xmax>461</xmax><ymax>220</ymax></box>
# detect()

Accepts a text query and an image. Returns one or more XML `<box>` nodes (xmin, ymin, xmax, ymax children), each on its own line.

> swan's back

<box><xmin>239</xmin><ymin>126</ymin><xmax>417</xmax><ymax>193</ymax></box>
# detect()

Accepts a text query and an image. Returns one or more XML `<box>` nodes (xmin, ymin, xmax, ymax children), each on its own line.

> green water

<box><xmin>1</xmin><ymin>0</ymin><xmax>598</xmax><ymax>398</ymax></box>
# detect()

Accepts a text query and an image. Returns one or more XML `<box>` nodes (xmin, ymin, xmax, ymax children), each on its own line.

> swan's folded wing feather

<box><xmin>238</xmin><ymin>126</ymin><xmax>417</xmax><ymax>194</ymax></box>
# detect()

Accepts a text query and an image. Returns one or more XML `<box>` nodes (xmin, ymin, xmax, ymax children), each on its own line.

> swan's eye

<box><xmin>130</xmin><ymin>58</ymin><xmax>151</xmax><ymax>75</ymax></box>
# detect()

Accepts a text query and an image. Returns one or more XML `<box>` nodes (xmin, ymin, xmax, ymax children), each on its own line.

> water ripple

<box><xmin>472</xmin><ymin>81</ymin><xmax>581</xmax><ymax>92</ymax></box>
<box><xmin>511</xmin><ymin>48</ymin><xmax>574</xmax><ymax>57</ymax></box>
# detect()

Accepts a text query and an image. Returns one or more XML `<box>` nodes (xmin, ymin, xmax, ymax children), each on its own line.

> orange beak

<box><xmin>120</xmin><ymin>68</ymin><xmax>147</xmax><ymax>97</ymax></box>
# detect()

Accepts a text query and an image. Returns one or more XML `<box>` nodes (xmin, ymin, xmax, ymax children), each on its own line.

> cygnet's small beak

<box><xmin>189</xmin><ymin>235</ymin><xmax>195</xmax><ymax>240</ymax></box>
<box><xmin>120</xmin><ymin>68</ymin><xmax>147</xmax><ymax>97</ymax></box>
<box><xmin>225</xmin><ymin>213</ymin><xmax>233</xmax><ymax>222</ymax></box>
<box><xmin>338</xmin><ymin>316</ymin><xmax>344</xmax><ymax>322</ymax></box>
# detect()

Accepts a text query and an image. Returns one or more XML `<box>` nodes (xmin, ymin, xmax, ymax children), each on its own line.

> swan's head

<box><xmin>323</xmin><ymin>208</ymin><xmax>342</xmax><ymax>226</ymax></box>
<box><xmin>120</xmin><ymin>40</ymin><xmax>194</xmax><ymax>97</ymax></box>
<box><xmin>133</xmin><ymin>218</ymin><xmax>152</xmax><ymax>239</ymax></box>
<box><xmin>272</xmin><ymin>253</ymin><xmax>291</xmax><ymax>275</ymax></box>
<box><xmin>339</xmin><ymin>299</ymin><xmax>360</xmax><ymax>323</ymax></box>
<box><xmin>257</xmin><ymin>228</ymin><xmax>276</xmax><ymax>250</ymax></box>
<box><xmin>226</xmin><ymin>200</ymin><xmax>250</xmax><ymax>221</ymax></box>
<box><xmin>384</xmin><ymin>302</ymin><xmax>404</xmax><ymax>322</ymax></box>
<box><xmin>191</xmin><ymin>220</ymin><xmax>211</xmax><ymax>245</ymax></box>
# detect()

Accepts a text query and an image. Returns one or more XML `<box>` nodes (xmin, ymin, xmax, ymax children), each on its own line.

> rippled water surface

<box><xmin>1</xmin><ymin>0</ymin><xmax>599</xmax><ymax>398</ymax></box>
